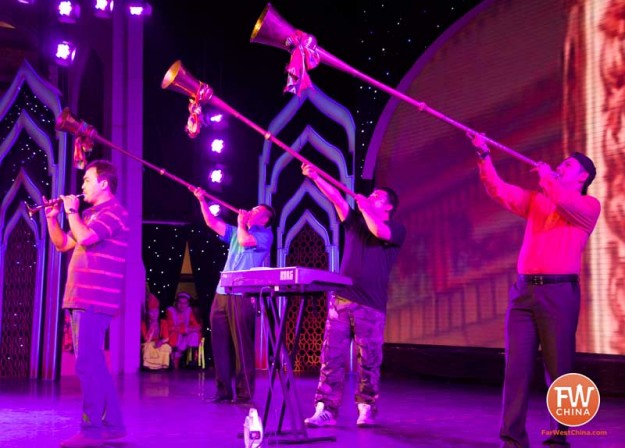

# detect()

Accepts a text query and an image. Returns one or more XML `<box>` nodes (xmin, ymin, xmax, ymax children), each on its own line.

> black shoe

<box><xmin>205</xmin><ymin>395</ymin><xmax>233</xmax><ymax>404</ymax></box>
<box><xmin>542</xmin><ymin>436</ymin><xmax>570</xmax><ymax>447</ymax></box>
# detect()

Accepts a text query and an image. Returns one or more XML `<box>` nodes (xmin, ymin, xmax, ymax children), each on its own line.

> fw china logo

<box><xmin>546</xmin><ymin>373</ymin><xmax>600</xmax><ymax>427</ymax></box>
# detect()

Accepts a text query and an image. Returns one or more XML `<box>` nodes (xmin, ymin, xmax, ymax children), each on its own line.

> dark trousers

<box><xmin>500</xmin><ymin>278</ymin><xmax>580</xmax><ymax>448</ymax></box>
<box><xmin>210</xmin><ymin>293</ymin><xmax>256</xmax><ymax>400</ymax></box>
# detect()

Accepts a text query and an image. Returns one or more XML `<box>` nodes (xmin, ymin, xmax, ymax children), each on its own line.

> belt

<box><xmin>518</xmin><ymin>274</ymin><xmax>579</xmax><ymax>285</ymax></box>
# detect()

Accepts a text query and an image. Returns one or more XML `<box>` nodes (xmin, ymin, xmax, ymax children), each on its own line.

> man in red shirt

<box><xmin>470</xmin><ymin>135</ymin><xmax>601</xmax><ymax>448</ymax></box>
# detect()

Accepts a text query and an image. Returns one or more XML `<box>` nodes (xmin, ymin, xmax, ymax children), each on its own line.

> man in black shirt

<box><xmin>301</xmin><ymin>163</ymin><xmax>406</xmax><ymax>428</ymax></box>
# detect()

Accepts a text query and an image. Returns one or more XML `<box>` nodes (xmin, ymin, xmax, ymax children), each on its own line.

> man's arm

<box><xmin>192</xmin><ymin>187</ymin><xmax>227</xmax><ymax>237</ymax></box>
<box><xmin>469</xmin><ymin>134</ymin><xmax>531</xmax><ymax>218</ymax></box>
<box><xmin>355</xmin><ymin>194</ymin><xmax>392</xmax><ymax>241</ymax></box>
<box><xmin>61</xmin><ymin>195</ymin><xmax>100</xmax><ymax>246</ymax></box>
<box><xmin>301</xmin><ymin>163</ymin><xmax>349</xmax><ymax>221</ymax></box>
<box><xmin>43</xmin><ymin>197</ymin><xmax>76</xmax><ymax>252</ymax></box>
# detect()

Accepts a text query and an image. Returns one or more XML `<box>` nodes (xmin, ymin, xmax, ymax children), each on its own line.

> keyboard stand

<box><xmin>260</xmin><ymin>290</ymin><xmax>336</xmax><ymax>445</ymax></box>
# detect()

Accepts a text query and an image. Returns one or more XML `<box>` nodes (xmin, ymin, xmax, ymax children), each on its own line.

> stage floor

<box><xmin>0</xmin><ymin>370</ymin><xmax>622</xmax><ymax>447</ymax></box>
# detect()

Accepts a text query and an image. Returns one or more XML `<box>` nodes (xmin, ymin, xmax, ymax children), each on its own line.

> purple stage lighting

<box><xmin>210</xmin><ymin>139</ymin><xmax>224</xmax><ymax>154</ymax></box>
<box><xmin>55</xmin><ymin>41</ymin><xmax>77</xmax><ymax>66</ymax></box>
<box><xmin>17</xmin><ymin>0</ymin><xmax>36</xmax><ymax>5</ymax></box>
<box><xmin>209</xmin><ymin>169</ymin><xmax>224</xmax><ymax>184</ymax></box>
<box><xmin>127</xmin><ymin>1</ymin><xmax>152</xmax><ymax>16</ymax></box>
<box><xmin>57</xmin><ymin>0</ymin><xmax>81</xmax><ymax>23</ymax></box>
<box><xmin>94</xmin><ymin>0</ymin><xmax>113</xmax><ymax>18</ymax></box>
<box><xmin>209</xmin><ymin>114</ymin><xmax>223</xmax><ymax>123</ymax></box>
<box><xmin>208</xmin><ymin>204</ymin><xmax>221</xmax><ymax>216</ymax></box>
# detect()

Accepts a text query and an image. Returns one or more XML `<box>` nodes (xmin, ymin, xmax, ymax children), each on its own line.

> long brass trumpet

<box><xmin>250</xmin><ymin>3</ymin><xmax>537</xmax><ymax>167</ymax></box>
<box><xmin>55</xmin><ymin>108</ymin><xmax>239</xmax><ymax>214</ymax></box>
<box><xmin>161</xmin><ymin>61</ymin><xmax>356</xmax><ymax>198</ymax></box>
<box><xmin>26</xmin><ymin>194</ymin><xmax>85</xmax><ymax>218</ymax></box>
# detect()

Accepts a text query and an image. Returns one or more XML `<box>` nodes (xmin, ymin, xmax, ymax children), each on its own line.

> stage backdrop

<box><xmin>370</xmin><ymin>0</ymin><xmax>624</xmax><ymax>355</ymax></box>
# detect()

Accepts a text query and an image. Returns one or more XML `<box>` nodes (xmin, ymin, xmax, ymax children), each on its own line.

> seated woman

<box><xmin>166</xmin><ymin>291</ymin><xmax>202</xmax><ymax>369</ymax></box>
<box><xmin>141</xmin><ymin>293</ymin><xmax>172</xmax><ymax>370</ymax></box>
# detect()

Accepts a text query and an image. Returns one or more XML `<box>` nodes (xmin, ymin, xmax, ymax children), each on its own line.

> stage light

<box><xmin>209</xmin><ymin>168</ymin><xmax>224</xmax><ymax>184</ymax></box>
<box><xmin>206</xmin><ymin>164</ymin><xmax>230</xmax><ymax>190</ymax></box>
<box><xmin>210</xmin><ymin>139</ymin><xmax>224</xmax><ymax>154</ymax></box>
<box><xmin>208</xmin><ymin>204</ymin><xmax>221</xmax><ymax>216</ymax></box>
<box><xmin>55</xmin><ymin>41</ymin><xmax>77</xmax><ymax>66</ymax></box>
<box><xmin>57</xmin><ymin>1</ymin><xmax>81</xmax><ymax>23</ymax></box>
<box><xmin>201</xmin><ymin>110</ymin><xmax>229</xmax><ymax>130</ymax></box>
<box><xmin>127</xmin><ymin>1</ymin><xmax>152</xmax><ymax>16</ymax></box>
<box><xmin>94</xmin><ymin>0</ymin><xmax>113</xmax><ymax>18</ymax></box>
<box><xmin>17</xmin><ymin>0</ymin><xmax>36</xmax><ymax>4</ymax></box>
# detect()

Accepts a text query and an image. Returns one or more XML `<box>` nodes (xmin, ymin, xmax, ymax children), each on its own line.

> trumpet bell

<box><xmin>56</xmin><ymin>107</ymin><xmax>95</xmax><ymax>137</ymax></box>
<box><xmin>25</xmin><ymin>202</ymin><xmax>37</xmax><ymax>219</ymax></box>
<box><xmin>250</xmin><ymin>3</ymin><xmax>350</xmax><ymax>75</ymax></box>
<box><xmin>250</xmin><ymin>3</ymin><xmax>296</xmax><ymax>50</ymax></box>
<box><xmin>161</xmin><ymin>60</ymin><xmax>213</xmax><ymax>104</ymax></box>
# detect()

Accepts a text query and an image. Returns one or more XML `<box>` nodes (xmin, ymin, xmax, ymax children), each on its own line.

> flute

<box><xmin>26</xmin><ymin>194</ymin><xmax>85</xmax><ymax>218</ymax></box>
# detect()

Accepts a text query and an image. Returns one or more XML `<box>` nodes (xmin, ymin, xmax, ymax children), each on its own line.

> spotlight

<box><xmin>127</xmin><ymin>1</ymin><xmax>152</xmax><ymax>16</ymax></box>
<box><xmin>209</xmin><ymin>168</ymin><xmax>224</xmax><ymax>184</ymax></box>
<box><xmin>201</xmin><ymin>110</ymin><xmax>229</xmax><ymax>129</ymax></box>
<box><xmin>206</xmin><ymin>164</ymin><xmax>230</xmax><ymax>190</ymax></box>
<box><xmin>57</xmin><ymin>0</ymin><xmax>81</xmax><ymax>23</ymax></box>
<box><xmin>55</xmin><ymin>41</ymin><xmax>77</xmax><ymax>66</ymax></box>
<box><xmin>210</xmin><ymin>139</ymin><xmax>224</xmax><ymax>154</ymax></box>
<box><xmin>208</xmin><ymin>204</ymin><xmax>221</xmax><ymax>216</ymax></box>
<box><xmin>93</xmin><ymin>0</ymin><xmax>113</xmax><ymax>18</ymax></box>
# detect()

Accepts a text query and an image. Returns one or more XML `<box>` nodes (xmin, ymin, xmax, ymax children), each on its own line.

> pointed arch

<box><xmin>0</xmin><ymin>205</ymin><xmax>46</xmax><ymax>378</ymax></box>
<box><xmin>268</xmin><ymin>125</ymin><xmax>353</xmax><ymax>196</ymax></box>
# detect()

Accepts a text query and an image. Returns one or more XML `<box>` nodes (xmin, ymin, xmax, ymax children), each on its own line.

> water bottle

<box><xmin>243</xmin><ymin>407</ymin><xmax>263</xmax><ymax>448</ymax></box>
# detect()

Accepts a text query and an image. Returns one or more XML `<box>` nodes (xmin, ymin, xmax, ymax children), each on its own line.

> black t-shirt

<box><xmin>337</xmin><ymin>208</ymin><xmax>406</xmax><ymax>312</ymax></box>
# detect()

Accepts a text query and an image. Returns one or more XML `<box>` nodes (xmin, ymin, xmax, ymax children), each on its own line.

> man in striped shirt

<box><xmin>45</xmin><ymin>160</ymin><xmax>129</xmax><ymax>448</ymax></box>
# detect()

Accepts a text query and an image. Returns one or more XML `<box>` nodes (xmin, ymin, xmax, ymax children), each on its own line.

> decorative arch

<box><xmin>267</xmin><ymin>125</ymin><xmax>353</xmax><ymax>198</ymax></box>
<box><xmin>258</xmin><ymin>86</ymin><xmax>356</xmax><ymax>206</ymax></box>
<box><xmin>0</xmin><ymin>60</ymin><xmax>66</xmax><ymax>379</ymax></box>
<box><xmin>0</xmin><ymin>60</ymin><xmax>62</xmax><ymax>121</ymax></box>
<box><xmin>281</xmin><ymin>210</ymin><xmax>338</xmax><ymax>271</ymax></box>
<box><xmin>277</xmin><ymin>180</ymin><xmax>341</xmax><ymax>269</ymax></box>
<box><xmin>0</xmin><ymin>168</ymin><xmax>45</xmax><ymax>239</ymax></box>
<box><xmin>0</xmin><ymin>205</ymin><xmax>45</xmax><ymax>378</ymax></box>
<box><xmin>0</xmin><ymin>110</ymin><xmax>60</xmax><ymax>193</ymax></box>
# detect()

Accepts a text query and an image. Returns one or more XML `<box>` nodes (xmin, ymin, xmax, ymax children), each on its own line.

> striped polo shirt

<box><xmin>62</xmin><ymin>198</ymin><xmax>129</xmax><ymax>316</ymax></box>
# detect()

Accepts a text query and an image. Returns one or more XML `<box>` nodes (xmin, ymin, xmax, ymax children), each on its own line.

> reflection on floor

<box><xmin>0</xmin><ymin>370</ymin><xmax>623</xmax><ymax>447</ymax></box>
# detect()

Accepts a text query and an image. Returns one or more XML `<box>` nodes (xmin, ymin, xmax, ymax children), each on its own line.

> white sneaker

<box><xmin>304</xmin><ymin>402</ymin><xmax>336</xmax><ymax>427</ymax></box>
<box><xmin>356</xmin><ymin>403</ymin><xmax>375</xmax><ymax>427</ymax></box>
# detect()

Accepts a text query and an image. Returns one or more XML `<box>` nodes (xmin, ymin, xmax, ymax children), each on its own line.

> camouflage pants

<box><xmin>313</xmin><ymin>293</ymin><xmax>386</xmax><ymax>417</ymax></box>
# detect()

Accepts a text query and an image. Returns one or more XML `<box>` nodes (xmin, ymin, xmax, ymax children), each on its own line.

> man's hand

<box><xmin>533</xmin><ymin>161</ymin><xmax>556</xmax><ymax>178</ymax></box>
<box><xmin>237</xmin><ymin>209</ymin><xmax>250</xmax><ymax>228</ymax></box>
<box><xmin>533</xmin><ymin>161</ymin><xmax>558</xmax><ymax>190</ymax></box>
<box><xmin>61</xmin><ymin>195</ymin><xmax>80</xmax><ymax>214</ymax></box>
<box><xmin>354</xmin><ymin>194</ymin><xmax>371</xmax><ymax>213</ymax></box>
<box><xmin>192</xmin><ymin>186</ymin><xmax>207</xmax><ymax>204</ymax></box>
<box><xmin>467</xmin><ymin>132</ymin><xmax>490</xmax><ymax>159</ymax></box>
<box><xmin>42</xmin><ymin>196</ymin><xmax>60</xmax><ymax>219</ymax></box>
<box><xmin>301</xmin><ymin>163</ymin><xmax>319</xmax><ymax>180</ymax></box>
